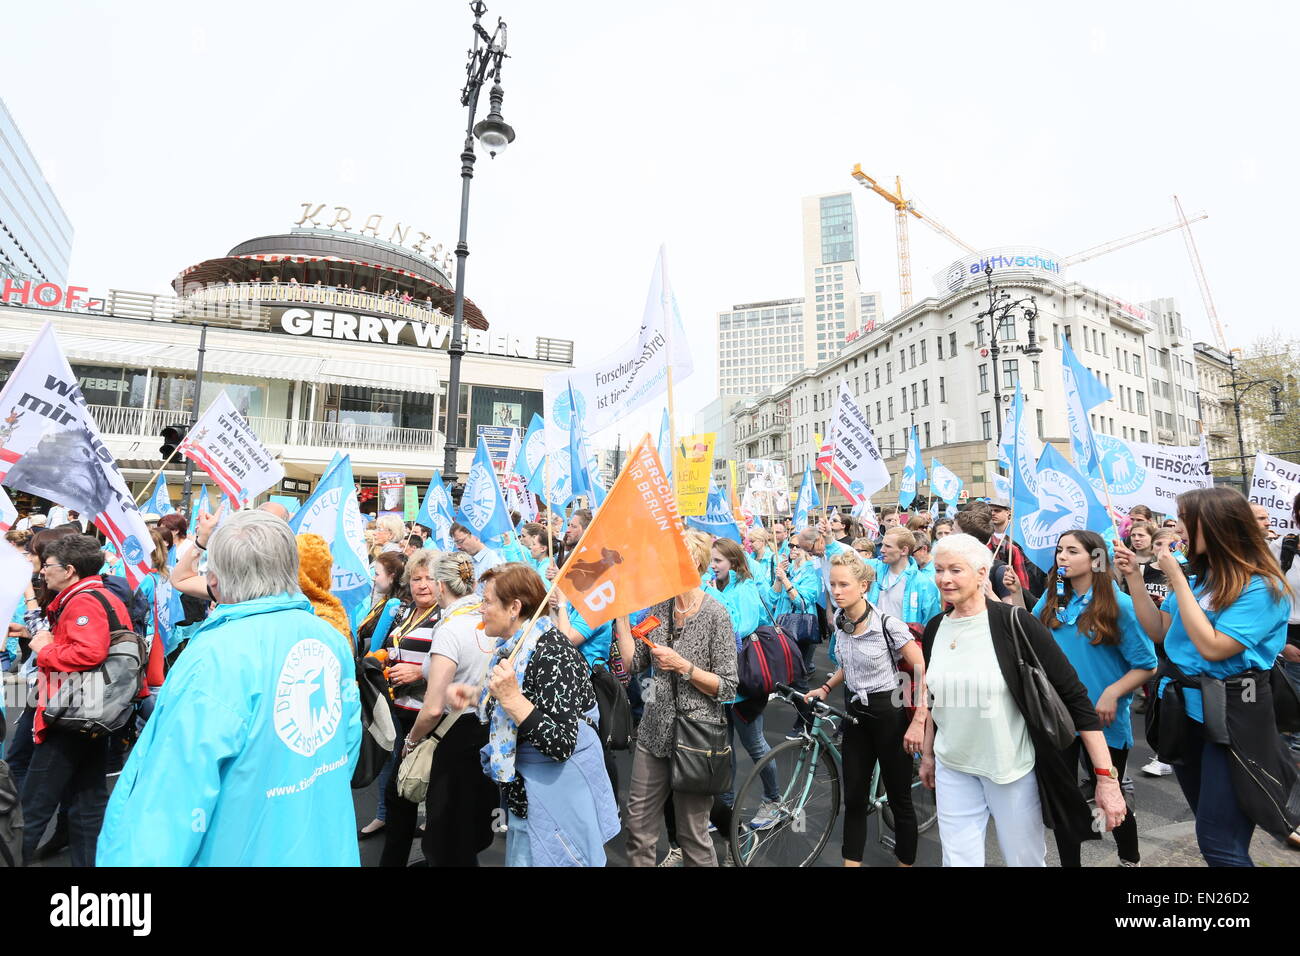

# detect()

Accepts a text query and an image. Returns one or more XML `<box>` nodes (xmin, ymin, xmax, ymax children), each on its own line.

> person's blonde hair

<box><xmin>883</xmin><ymin>526</ymin><xmax>915</xmax><ymax>554</ymax></box>
<box><xmin>376</xmin><ymin>514</ymin><xmax>405</xmax><ymax>541</ymax></box>
<box><xmin>402</xmin><ymin>547</ymin><xmax>439</xmax><ymax>586</ymax></box>
<box><xmin>747</xmin><ymin>527</ymin><xmax>771</xmax><ymax>547</ymax></box>
<box><xmin>828</xmin><ymin>548</ymin><xmax>876</xmax><ymax>586</ymax></box>
<box><xmin>684</xmin><ymin>530</ymin><xmax>713</xmax><ymax>576</ymax></box>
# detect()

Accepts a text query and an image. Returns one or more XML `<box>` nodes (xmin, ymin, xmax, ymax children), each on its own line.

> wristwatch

<box><xmin>685</xmin><ymin>663</ymin><xmax>696</xmax><ymax>682</ymax></box>
<box><xmin>1094</xmin><ymin>766</ymin><xmax>1120</xmax><ymax>780</ymax></box>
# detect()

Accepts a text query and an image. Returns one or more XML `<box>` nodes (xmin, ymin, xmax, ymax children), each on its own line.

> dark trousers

<box><xmin>380</xmin><ymin>709</ymin><xmax>421</xmax><ymax>867</ymax></box>
<box><xmin>421</xmin><ymin>714</ymin><xmax>497</xmax><ymax>867</ymax></box>
<box><xmin>789</xmin><ymin>641</ymin><xmax>821</xmax><ymax>730</ymax></box>
<box><xmin>20</xmin><ymin>727</ymin><xmax>108</xmax><ymax>867</ymax></box>
<box><xmin>7</xmin><ymin>707</ymin><xmax>35</xmax><ymax>791</ymax></box>
<box><xmin>841</xmin><ymin>692</ymin><xmax>916</xmax><ymax>865</ymax></box>
<box><xmin>1055</xmin><ymin>740</ymin><xmax>1139</xmax><ymax>866</ymax></box>
<box><xmin>1172</xmin><ymin>717</ymin><xmax>1257</xmax><ymax>867</ymax></box>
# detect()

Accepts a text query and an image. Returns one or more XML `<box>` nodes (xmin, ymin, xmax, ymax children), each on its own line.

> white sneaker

<box><xmin>657</xmin><ymin>846</ymin><xmax>683</xmax><ymax>867</ymax></box>
<box><xmin>749</xmin><ymin>801</ymin><xmax>782</xmax><ymax>830</ymax></box>
<box><xmin>1141</xmin><ymin>758</ymin><xmax>1173</xmax><ymax>777</ymax></box>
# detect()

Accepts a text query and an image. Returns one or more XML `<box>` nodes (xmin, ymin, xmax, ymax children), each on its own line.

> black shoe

<box><xmin>357</xmin><ymin>821</ymin><xmax>386</xmax><ymax>841</ymax></box>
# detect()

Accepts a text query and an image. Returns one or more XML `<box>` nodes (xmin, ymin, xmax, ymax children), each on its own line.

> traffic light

<box><xmin>160</xmin><ymin>425</ymin><xmax>185</xmax><ymax>462</ymax></box>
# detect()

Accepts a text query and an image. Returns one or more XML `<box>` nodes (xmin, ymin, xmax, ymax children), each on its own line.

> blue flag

<box><xmin>899</xmin><ymin>425</ymin><xmax>926</xmax><ymax>509</ymax></box>
<box><xmin>457</xmin><ymin>437</ymin><xmax>514</xmax><ymax>542</ymax></box>
<box><xmin>928</xmin><ymin>457</ymin><xmax>964</xmax><ymax>506</ymax></box>
<box><xmin>1062</xmin><ymin>339</ymin><xmax>1113</xmax><ymax>478</ymax></box>
<box><xmin>1013</xmin><ymin>443</ymin><xmax>1111</xmax><ymax>571</ymax></box>
<box><xmin>289</xmin><ymin>453</ymin><xmax>373</xmax><ymax>621</ymax></box>
<box><xmin>685</xmin><ymin>482</ymin><xmax>743</xmax><ymax>544</ymax></box>
<box><xmin>793</xmin><ymin>464</ymin><xmax>820</xmax><ymax>530</ymax></box>
<box><xmin>657</xmin><ymin>408</ymin><xmax>673</xmax><ymax>482</ymax></box>
<box><xmin>146</xmin><ymin>473</ymin><xmax>174</xmax><ymax>516</ymax></box>
<box><xmin>517</xmin><ymin>413</ymin><xmax>545</xmax><ymax>490</ymax></box>
<box><xmin>997</xmin><ymin>382</ymin><xmax>1039</xmax><ymax>512</ymax></box>
<box><xmin>189</xmin><ymin>484</ymin><xmax>211</xmax><ymax>530</ymax></box>
<box><xmin>415</xmin><ymin>474</ymin><xmax>456</xmax><ymax>549</ymax></box>
<box><xmin>567</xmin><ymin>386</ymin><xmax>593</xmax><ymax>503</ymax></box>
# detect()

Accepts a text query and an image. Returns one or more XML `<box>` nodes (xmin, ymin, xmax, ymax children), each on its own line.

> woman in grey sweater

<box><xmin>618</xmin><ymin>530</ymin><xmax>739</xmax><ymax>867</ymax></box>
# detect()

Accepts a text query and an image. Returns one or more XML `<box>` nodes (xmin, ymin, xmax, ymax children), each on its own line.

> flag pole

<box><xmin>133</xmin><ymin>448</ymin><xmax>182</xmax><ymax>506</ymax></box>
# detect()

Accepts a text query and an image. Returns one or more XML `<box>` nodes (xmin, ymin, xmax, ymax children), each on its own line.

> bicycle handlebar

<box><xmin>773</xmin><ymin>682</ymin><xmax>857</xmax><ymax>725</ymax></box>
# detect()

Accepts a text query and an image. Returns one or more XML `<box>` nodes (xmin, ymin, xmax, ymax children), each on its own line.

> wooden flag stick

<box><xmin>133</xmin><ymin>447</ymin><xmax>182</xmax><ymax>506</ymax></box>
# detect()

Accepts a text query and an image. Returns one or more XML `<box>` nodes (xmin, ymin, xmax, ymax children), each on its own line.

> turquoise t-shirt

<box><xmin>1032</xmin><ymin>584</ymin><xmax>1157</xmax><ymax>749</ymax></box>
<box><xmin>566</xmin><ymin>602</ymin><xmax>612</xmax><ymax>669</ymax></box>
<box><xmin>1160</xmin><ymin>575</ymin><xmax>1289</xmax><ymax>723</ymax></box>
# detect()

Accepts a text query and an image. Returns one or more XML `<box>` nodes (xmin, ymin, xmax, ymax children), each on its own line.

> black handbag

<box><xmin>1008</xmin><ymin>607</ymin><xmax>1076</xmax><ymax>750</ymax></box>
<box><xmin>665</xmin><ymin>614</ymin><xmax>732</xmax><ymax>795</ymax></box>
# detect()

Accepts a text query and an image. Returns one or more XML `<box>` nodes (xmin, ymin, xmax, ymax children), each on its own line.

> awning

<box><xmin>0</xmin><ymin>328</ymin><xmax>441</xmax><ymax>396</ymax></box>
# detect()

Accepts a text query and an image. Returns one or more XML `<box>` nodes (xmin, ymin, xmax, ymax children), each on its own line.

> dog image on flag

<box><xmin>5</xmin><ymin>422</ymin><xmax>117</xmax><ymax>520</ymax></box>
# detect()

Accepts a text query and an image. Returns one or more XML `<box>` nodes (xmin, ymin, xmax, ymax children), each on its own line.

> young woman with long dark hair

<box><xmin>1033</xmin><ymin>530</ymin><xmax>1156</xmax><ymax>866</ymax></box>
<box><xmin>1115</xmin><ymin>487</ymin><xmax>1294</xmax><ymax>865</ymax></box>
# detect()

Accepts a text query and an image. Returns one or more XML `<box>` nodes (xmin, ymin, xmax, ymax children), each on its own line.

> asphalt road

<box><xmin>7</xmin><ymin>647</ymin><xmax>1296</xmax><ymax>867</ymax></box>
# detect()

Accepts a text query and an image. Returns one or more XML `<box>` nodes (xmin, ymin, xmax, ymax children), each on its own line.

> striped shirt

<box><xmin>836</xmin><ymin>603</ymin><xmax>913</xmax><ymax>698</ymax></box>
<box><xmin>386</xmin><ymin>602</ymin><xmax>442</xmax><ymax>712</ymax></box>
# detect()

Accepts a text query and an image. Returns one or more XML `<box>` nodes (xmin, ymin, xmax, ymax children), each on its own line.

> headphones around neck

<box><xmin>836</xmin><ymin>603</ymin><xmax>871</xmax><ymax>634</ymax></box>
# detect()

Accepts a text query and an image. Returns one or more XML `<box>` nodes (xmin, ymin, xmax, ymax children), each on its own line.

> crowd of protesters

<box><xmin>2</xmin><ymin>481</ymin><xmax>1297</xmax><ymax>868</ymax></box>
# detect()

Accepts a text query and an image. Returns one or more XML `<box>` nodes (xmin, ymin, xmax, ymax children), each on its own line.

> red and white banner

<box><xmin>828</xmin><ymin>381</ymin><xmax>890</xmax><ymax>505</ymax></box>
<box><xmin>0</xmin><ymin>323</ymin><xmax>152</xmax><ymax>585</ymax></box>
<box><xmin>178</xmin><ymin>390</ymin><xmax>284</xmax><ymax>507</ymax></box>
<box><xmin>502</xmin><ymin>429</ymin><xmax>536</xmax><ymax>522</ymax></box>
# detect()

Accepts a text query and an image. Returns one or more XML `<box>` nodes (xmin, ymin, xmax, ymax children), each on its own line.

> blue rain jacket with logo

<box><xmin>97</xmin><ymin>592</ymin><xmax>363</xmax><ymax>867</ymax></box>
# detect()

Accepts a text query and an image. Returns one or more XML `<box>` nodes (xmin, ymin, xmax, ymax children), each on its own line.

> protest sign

<box><xmin>1248</xmin><ymin>452</ymin><xmax>1300</xmax><ymax>534</ymax></box>
<box><xmin>675</xmin><ymin>433</ymin><xmax>715</xmax><ymax>516</ymax></box>
<box><xmin>1092</xmin><ymin>435</ymin><xmax>1213</xmax><ymax>513</ymax></box>
<box><xmin>828</xmin><ymin>382</ymin><xmax>889</xmax><ymax>504</ymax></box>
<box><xmin>178</xmin><ymin>390</ymin><xmax>284</xmax><ymax>506</ymax></box>
<box><xmin>377</xmin><ymin>472</ymin><xmax>405</xmax><ymax>517</ymax></box>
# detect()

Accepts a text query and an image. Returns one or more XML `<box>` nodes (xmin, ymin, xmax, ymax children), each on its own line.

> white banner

<box><xmin>828</xmin><ymin>382</ymin><xmax>889</xmax><ymax>504</ymax></box>
<box><xmin>0</xmin><ymin>485</ymin><xmax>15</xmax><ymax>531</ymax></box>
<box><xmin>1249</xmin><ymin>452</ymin><xmax>1300</xmax><ymax>535</ymax></box>
<box><xmin>1091</xmin><ymin>434</ymin><xmax>1212</xmax><ymax>513</ymax></box>
<box><xmin>178</xmin><ymin>390</ymin><xmax>284</xmax><ymax>506</ymax></box>
<box><xmin>543</xmin><ymin>245</ymin><xmax>694</xmax><ymax>460</ymax></box>
<box><xmin>0</xmin><ymin>322</ymin><xmax>153</xmax><ymax>585</ymax></box>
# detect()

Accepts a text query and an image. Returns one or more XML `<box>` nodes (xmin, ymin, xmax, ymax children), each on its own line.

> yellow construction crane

<box><xmin>850</xmin><ymin>164</ymin><xmax>975</xmax><ymax>310</ymax></box>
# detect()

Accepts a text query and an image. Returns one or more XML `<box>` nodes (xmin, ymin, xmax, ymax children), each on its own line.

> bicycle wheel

<box><xmin>879</xmin><ymin>753</ymin><xmax>938</xmax><ymax>835</ymax></box>
<box><xmin>730</xmin><ymin>737</ymin><xmax>841</xmax><ymax>867</ymax></box>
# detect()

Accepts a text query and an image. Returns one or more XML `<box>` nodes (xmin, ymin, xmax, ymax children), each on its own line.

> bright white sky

<box><xmin>3</xmin><ymin>0</ymin><xmax>1295</xmax><ymax>453</ymax></box>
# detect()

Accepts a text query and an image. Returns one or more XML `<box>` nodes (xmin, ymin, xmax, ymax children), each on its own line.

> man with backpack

<box><xmin>19</xmin><ymin>533</ymin><xmax>128</xmax><ymax>868</ymax></box>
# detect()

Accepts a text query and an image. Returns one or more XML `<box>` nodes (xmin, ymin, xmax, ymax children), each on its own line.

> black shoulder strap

<box><xmin>86</xmin><ymin>588</ymin><xmax>128</xmax><ymax>634</ymax></box>
<box><xmin>877</xmin><ymin>612</ymin><xmax>902</xmax><ymax>676</ymax></box>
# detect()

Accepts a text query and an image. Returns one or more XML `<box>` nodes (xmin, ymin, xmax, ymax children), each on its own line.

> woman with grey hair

<box><xmin>918</xmin><ymin>533</ymin><xmax>1126</xmax><ymax>866</ymax></box>
<box><xmin>373</xmin><ymin>515</ymin><xmax>406</xmax><ymax>557</ymax></box>
<box><xmin>403</xmin><ymin>552</ymin><xmax>498</xmax><ymax>866</ymax></box>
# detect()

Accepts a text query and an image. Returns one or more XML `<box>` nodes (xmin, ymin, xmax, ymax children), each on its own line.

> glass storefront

<box><xmin>324</xmin><ymin>384</ymin><xmax>435</xmax><ymax>432</ymax></box>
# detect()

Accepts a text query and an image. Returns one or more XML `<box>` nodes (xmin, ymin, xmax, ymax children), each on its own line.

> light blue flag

<box><xmin>685</xmin><ymin>483</ymin><xmax>743</xmax><ymax>544</ymax></box>
<box><xmin>1013</xmin><ymin>443</ymin><xmax>1111</xmax><ymax>572</ymax></box>
<box><xmin>567</xmin><ymin>383</ymin><xmax>593</xmax><ymax>502</ymax></box>
<box><xmin>146</xmin><ymin>473</ymin><xmax>174</xmax><ymax>516</ymax></box>
<box><xmin>289</xmin><ymin>453</ymin><xmax>373</xmax><ymax>620</ymax></box>
<box><xmin>188</xmin><ymin>484</ymin><xmax>211</xmax><ymax>529</ymax></box>
<box><xmin>415</xmin><ymin>474</ymin><xmax>456</xmax><ymax>550</ymax></box>
<box><xmin>792</xmin><ymin>464</ymin><xmax>821</xmax><ymax>530</ymax></box>
<box><xmin>657</xmin><ymin>408</ymin><xmax>673</xmax><ymax>482</ymax></box>
<box><xmin>997</xmin><ymin>382</ymin><xmax>1039</xmax><ymax>511</ymax></box>
<box><xmin>899</xmin><ymin>425</ymin><xmax>926</xmax><ymax>509</ymax></box>
<box><xmin>1062</xmin><ymin>339</ymin><xmax>1113</xmax><ymax>477</ymax></box>
<box><xmin>457</xmin><ymin>437</ymin><xmax>514</xmax><ymax>542</ymax></box>
<box><xmin>928</xmin><ymin>457</ymin><xmax>964</xmax><ymax>506</ymax></box>
<box><xmin>517</xmin><ymin>413</ymin><xmax>545</xmax><ymax>490</ymax></box>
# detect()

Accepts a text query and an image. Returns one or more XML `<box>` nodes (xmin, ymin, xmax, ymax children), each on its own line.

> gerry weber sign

<box><xmin>273</xmin><ymin>307</ymin><xmax>539</xmax><ymax>359</ymax></box>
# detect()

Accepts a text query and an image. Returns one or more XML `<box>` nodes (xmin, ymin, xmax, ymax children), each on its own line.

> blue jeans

<box><xmin>505</xmin><ymin>810</ymin><xmax>532</xmax><ymax>866</ymax></box>
<box><xmin>1282</xmin><ymin>658</ymin><xmax>1300</xmax><ymax>755</ymax></box>
<box><xmin>374</xmin><ymin>744</ymin><xmax>401</xmax><ymax>823</ymax></box>
<box><xmin>1171</xmin><ymin>716</ymin><xmax>1256</xmax><ymax>867</ymax></box>
<box><xmin>722</xmin><ymin>706</ymin><xmax>779</xmax><ymax>805</ymax></box>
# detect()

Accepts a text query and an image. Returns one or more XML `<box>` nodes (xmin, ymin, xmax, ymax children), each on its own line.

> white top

<box><xmin>423</xmin><ymin>594</ymin><xmax>492</xmax><ymax>687</ymax></box>
<box><xmin>928</xmin><ymin>611</ymin><xmax>1035</xmax><ymax>784</ymax></box>
<box><xmin>875</xmin><ymin>567</ymin><xmax>907</xmax><ymax>619</ymax></box>
<box><xmin>1269</xmin><ymin>537</ymin><xmax>1300</xmax><ymax>625</ymax></box>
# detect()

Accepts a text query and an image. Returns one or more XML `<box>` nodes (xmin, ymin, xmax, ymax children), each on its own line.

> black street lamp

<box><xmin>442</xmin><ymin>0</ymin><xmax>515</xmax><ymax>480</ymax></box>
<box><xmin>978</xmin><ymin>264</ymin><xmax>1042</xmax><ymax>445</ymax></box>
<box><xmin>1227</xmin><ymin>350</ymin><xmax>1287</xmax><ymax>485</ymax></box>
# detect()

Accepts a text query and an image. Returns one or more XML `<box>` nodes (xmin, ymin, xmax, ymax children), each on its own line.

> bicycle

<box><xmin>729</xmin><ymin>682</ymin><xmax>937</xmax><ymax>867</ymax></box>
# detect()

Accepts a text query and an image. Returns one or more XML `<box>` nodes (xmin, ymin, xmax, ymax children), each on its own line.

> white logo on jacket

<box><xmin>274</xmin><ymin>638</ymin><xmax>343</xmax><ymax>757</ymax></box>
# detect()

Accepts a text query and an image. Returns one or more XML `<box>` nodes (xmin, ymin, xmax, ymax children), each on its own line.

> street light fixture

<box><xmin>1227</xmin><ymin>349</ymin><xmax>1289</xmax><ymax>484</ymax></box>
<box><xmin>978</xmin><ymin>265</ymin><xmax>1042</xmax><ymax>446</ymax></box>
<box><xmin>442</xmin><ymin>0</ymin><xmax>514</xmax><ymax>481</ymax></box>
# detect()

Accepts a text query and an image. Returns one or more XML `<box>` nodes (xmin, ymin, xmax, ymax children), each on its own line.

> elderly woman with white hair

<box><xmin>97</xmin><ymin>509</ymin><xmax>362</xmax><ymax>865</ymax></box>
<box><xmin>373</xmin><ymin>514</ymin><xmax>406</xmax><ymax>558</ymax></box>
<box><xmin>918</xmin><ymin>533</ymin><xmax>1127</xmax><ymax>867</ymax></box>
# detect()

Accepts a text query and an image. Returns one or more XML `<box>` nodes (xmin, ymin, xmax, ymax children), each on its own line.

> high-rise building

<box><xmin>0</xmin><ymin>97</ymin><xmax>73</xmax><ymax>284</ymax></box>
<box><xmin>716</xmin><ymin>298</ymin><xmax>805</xmax><ymax>396</ymax></box>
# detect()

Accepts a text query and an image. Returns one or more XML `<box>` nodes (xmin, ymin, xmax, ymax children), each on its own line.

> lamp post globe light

<box><xmin>978</xmin><ymin>264</ymin><xmax>1042</xmax><ymax>447</ymax></box>
<box><xmin>443</xmin><ymin>0</ymin><xmax>515</xmax><ymax>481</ymax></box>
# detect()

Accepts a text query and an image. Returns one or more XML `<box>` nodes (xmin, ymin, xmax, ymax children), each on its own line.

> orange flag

<box><xmin>556</xmin><ymin>434</ymin><xmax>698</xmax><ymax>628</ymax></box>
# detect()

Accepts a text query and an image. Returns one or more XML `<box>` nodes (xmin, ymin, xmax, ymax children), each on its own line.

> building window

<box><xmin>939</xmin><ymin>377</ymin><xmax>946</xmax><ymax>403</ymax></box>
<box><xmin>875</xmin><ymin>369</ymin><xmax>881</xmax><ymax>389</ymax></box>
<box><xmin>997</xmin><ymin>315</ymin><xmax>1016</xmax><ymax>341</ymax></box>
<box><xmin>936</xmin><ymin>336</ymin><xmax>944</xmax><ymax>360</ymax></box>
<box><xmin>1053</xmin><ymin>323</ymin><xmax>1060</xmax><ymax>348</ymax></box>
<box><xmin>922</xmin><ymin>379</ymin><xmax>929</xmax><ymax>405</ymax></box>
<box><xmin>976</xmin><ymin>320</ymin><xmax>986</xmax><ymax>346</ymax></box>
<box><xmin>979</xmin><ymin>364</ymin><xmax>989</xmax><ymax>393</ymax></box>
<box><xmin>923</xmin><ymin>422</ymin><xmax>931</xmax><ymax>446</ymax></box>
<box><xmin>910</xmin><ymin>344</ymin><xmax>917</xmax><ymax>367</ymax></box>
<box><xmin>1032</xmin><ymin>360</ymin><xmax>1041</xmax><ymax>390</ymax></box>
<box><xmin>1002</xmin><ymin>359</ymin><xmax>1018</xmax><ymax>390</ymax></box>
<box><xmin>911</xmin><ymin>382</ymin><xmax>919</xmax><ymax>407</ymax></box>
<box><xmin>1136</xmin><ymin>390</ymin><xmax>1145</xmax><ymax>413</ymax></box>
<box><xmin>1140</xmin><ymin>429</ymin><xmax>1149</xmax><ymax>442</ymax></box>
<box><xmin>949</xmin><ymin>331</ymin><xmax>957</xmax><ymax>356</ymax></box>
<box><xmin>1036</xmin><ymin>408</ymin><xmax>1045</xmax><ymax>440</ymax></box>
<box><xmin>981</xmin><ymin>411</ymin><xmax>992</xmax><ymax>441</ymax></box>
<box><xmin>901</xmin><ymin>388</ymin><xmax>908</xmax><ymax>412</ymax></box>
<box><xmin>888</xmin><ymin>397</ymin><xmax>894</xmax><ymax>420</ymax></box>
<box><xmin>876</xmin><ymin>401</ymin><xmax>882</xmax><ymax>423</ymax></box>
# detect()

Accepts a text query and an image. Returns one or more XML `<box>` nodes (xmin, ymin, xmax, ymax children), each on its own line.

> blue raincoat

<box><xmin>97</xmin><ymin>592</ymin><xmax>362</xmax><ymax>866</ymax></box>
<box><xmin>866</xmin><ymin>557</ymin><xmax>942</xmax><ymax>627</ymax></box>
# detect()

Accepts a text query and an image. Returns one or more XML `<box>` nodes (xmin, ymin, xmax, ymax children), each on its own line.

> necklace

<box><xmin>674</xmin><ymin>592</ymin><xmax>703</xmax><ymax>621</ymax></box>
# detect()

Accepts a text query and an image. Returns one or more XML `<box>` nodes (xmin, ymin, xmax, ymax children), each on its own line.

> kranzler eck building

<box><xmin>0</xmin><ymin>213</ymin><xmax>574</xmax><ymax>510</ymax></box>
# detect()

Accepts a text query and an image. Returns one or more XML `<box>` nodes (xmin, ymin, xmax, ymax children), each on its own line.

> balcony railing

<box><xmin>89</xmin><ymin>404</ymin><xmax>441</xmax><ymax>455</ymax></box>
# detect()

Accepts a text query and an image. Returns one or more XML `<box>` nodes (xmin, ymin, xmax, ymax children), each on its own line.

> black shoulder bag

<box><xmin>666</xmin><ymin>612</ymin><xmax>732</xmax><ymax>795</ymax></box>
<box><xmin>1008</xmin><ymin>606</ymin><xmax>1077</xmax><ymax>750</ymax></box>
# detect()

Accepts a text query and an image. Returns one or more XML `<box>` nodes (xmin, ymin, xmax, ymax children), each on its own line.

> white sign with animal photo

<box><xmin>0</xmin><ymin>322</ymin><xmax>154</xmax><ymax>585</ymax></box>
